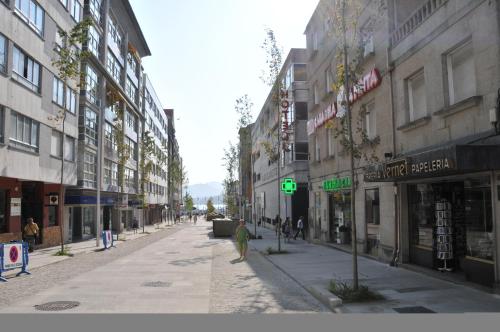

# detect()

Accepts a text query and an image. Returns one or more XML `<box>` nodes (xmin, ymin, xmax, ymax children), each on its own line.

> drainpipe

<box><xmin>387</xmin><ymin>46</ymin><xmax>400</xmax><ymax>267</ymax></box>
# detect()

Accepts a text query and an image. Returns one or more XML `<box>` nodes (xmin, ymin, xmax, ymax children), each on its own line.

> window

<box><xmin>48</xmin><ymin>205</ymin><xmax>58</xmax><ymax>226</ymax></box>
<box><xmin>10</xmin><ymin>111</ymin><xmax>39</xmax><ymax>152</ymax></box>
<box><xmin>106</xmin><ymin>52</ymin><xmax>122</xmax><ymax>83</ymax></box>
<box><xmin>0</xmin><ymin>106</ymin><xmax>4</xmax><ymax>143</ymax></box>
<box><xmin>66</xmin><ymin>88</ymin><xmax>77</xmax><ymax>113</ymax></box>
<box><xmin>125</xmin><ymin>137</ymin><xmax>137</xmax><ymax>161</ymax></box>
<box><xmin>14</xmin><ymin>0</ymin><xmax>44</xmax><ymax>36</ymax></box>
<box><xmin>58</xmin><ymin>0</ymin><xmax>67</xmax><ymax>8</ymax></box>
<box><xmin>84</xmin><ymin>108</ymin><xmax>98</xmax><ymax>146</ymax></box>
<box><xmin>83</xmin><ymin>151</ymin><xmax>97</xmax><ymax>188</ymax></box>
<box><xmin>295</xmin><ymin>102</ymin><xmax>307</xmax><ymax>120</ymax></box>
<box><xmin>0</xmin><ymin>189</ymin><xmax>6</xmax><ymax>233</ymax></box>
<box><xmin>126</xmin><ymin>78</ymin><xmax>137</xmax><ymax>103</ymax></box>
<box><xmin>364</xmin><ymin>102</ymin><xmax>376</xmax><ymax>139</ymax></box>
<box><xmin>12</xmin><ymin>46</ymin><xmax>41</xmax><ymax>93</ymax></box>
<box><xmin>294</xmin><ymin>64</ymin><xmax>307</xmax><ymax>81</ymax></box>
<box><xmin>0</xmin><ymin>33</ymin><xmax>6</xmax><ymax>73</ymax></box>
<box><xmin>365</xmin><ymin>189</ymin><xmax>380</xmax><ymax>225</ymax></box>
<box><xmin>314</xmin><ymin>135</ymin><xmax>320</xmax><ymax>162</ymax></box>
<box><xmin>89</xmin><ymin>0</ymin><xmax>101</xmax><ymax>23</ymax></box>
<box><xmin>54</xmin><ymin>27</ymin><xmax>63</xmax><ymax>52</ymax></box>
<box><xmin>51</xmin><ymin>130</ymin><xmax>62</xmax><ymax>157</ymax></box>
<box><xmin>447</xmin><ymin>42</ymin><xmax>475</xmax><ymax>105</ymax></box>
<box><xmin>53</xmin><ymin>77</ymin><xmax>64</xmax><ymax>106</ymax></box>
<box><xmin>327</xmin><ymin>128</ymin><xmax>335</xmax><ymax>157</ymax></box>
<box><xmin>85</xmin><ymin>64</ymin><xmax>99</xmax><ymax>105</ymax></box>
<box><xmin>126</xmin><ymin>110</ymin><xmax>137</xmax><ymax>132</ymax></box>
<box><xmin>104</xmin><ymin>122</ymin><xmax>117</xmax><ymax>151</ymax></box>
<box><xmin>407</xmin><ymin>70</ymin><xmax>426</xmax><ymax>122</ymax></box>
<box><xmin>104</xmin><ymin>159</ymin><xmax>118</xmax><ymax>186</ymax></box>
<box><xmin>127</xmin><ymin>52</ymin><xmax>138</xmax><ymax>75</ymax></box>
<box><xmin>313</xmin><ymin>82</ymin><xmax>319</xmax><ymax>105</ymax></box>
<box><xmin>325</xmin><ymin>67</ymin><xmax>333</xmax><ymax>93</ymax></box>
<box><xmin>87</xmin><ymin>25</ymin><xmax>100</xmax><ymax>57</ymax></box>
<box><xmin>65</xmin><ymin>135</ymin><xmax>75</xmax><ymax>161</ymax></box>
<box><xmin>71</xmin><ymin>0</ymin><xmax>81</xmax><ymax>22</ymax></box>
<box><xmin>107</xmin><ymin>16</ymin><xmax>122</xmax><ymax>50</ymax></box>
<box><xmin>124</xmin><ymin>167</ymin><xmax>136</xmax><ymax>190</ymax></box>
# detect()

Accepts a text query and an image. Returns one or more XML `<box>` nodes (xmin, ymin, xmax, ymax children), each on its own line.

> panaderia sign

<box><xmin>307</xmin><ymin>68</ymin><xmax>382</xmax><ymax>136</ymax></box>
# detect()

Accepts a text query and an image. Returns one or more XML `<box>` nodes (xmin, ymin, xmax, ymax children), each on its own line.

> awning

<box><xmin>364</xmin><ymin>145</ymin><xmax>500</xmax><ymax>182</ymax></box>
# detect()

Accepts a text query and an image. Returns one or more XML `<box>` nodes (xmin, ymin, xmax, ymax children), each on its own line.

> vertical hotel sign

<box><xmin>280</xmin><ymin>89</ymin><xmax>293</xmax><ymax>152</ymax></box>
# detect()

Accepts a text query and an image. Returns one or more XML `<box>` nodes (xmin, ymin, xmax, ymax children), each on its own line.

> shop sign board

<box><xmin>323</xmin><ymin>177</ymin><xmax>352</xmax><ymax>192</ymax></box>
<box><xmin>280</xmin><ymin>89</ymin><xmax>293</xmax><ymax>151</ymax></box>
<box><xmin>307</xmin><ymin>68</ymin><xmax>382</xmax><ymax>136</ymax></box>
<box><xmin>365</xmin><ymin>156</ymin><xmax>456</xmax><ymax>182</ymax></box>
<box><xmin>10</xmin><ymin>198</ymin><xmax>21</xmax><ymax>217</ymax></box>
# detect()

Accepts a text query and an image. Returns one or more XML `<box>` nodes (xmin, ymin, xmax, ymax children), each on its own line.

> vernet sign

<box><xmin>307</xmin><ymin>68</ymin><xmax>382</xmax><ymax>136</ymax></box>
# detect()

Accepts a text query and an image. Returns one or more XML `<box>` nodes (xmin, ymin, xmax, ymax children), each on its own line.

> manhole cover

<box><xmin>393</xmin><ymin>306</ymin><xmax>435</xmax><ymax>313</ymax></box>
<box><xmin>35</xmin><ymin>301</ymin><xmax>80</xmax><ymax>312</ymax></box>
<box><xmin>142</xmin><ymin>281</ymin><xmax>172</xmax><ymax>288</ymax></box>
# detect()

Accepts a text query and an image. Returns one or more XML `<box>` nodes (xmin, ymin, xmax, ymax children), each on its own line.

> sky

<box><xmin>130</xmin><ymin>0</ymin><xmax>319</xmax><ymax>185</ymax></box>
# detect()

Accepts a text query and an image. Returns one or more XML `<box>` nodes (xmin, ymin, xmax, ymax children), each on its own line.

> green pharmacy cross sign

<box><xmin>281</xmin><ymin>178</ymin><xmax>297</xmax><ymax>196</ymax></box>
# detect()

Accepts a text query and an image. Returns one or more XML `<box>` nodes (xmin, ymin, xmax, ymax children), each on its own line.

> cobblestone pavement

<box><xmin>0</xmin><ymin>225</ymin><xmax>184</xmax><ymax>309</ymax></box>
<box><xmin>209</xmin><ymin>239</ymin><xmax>329</xmax><ymax>313</ymax></box>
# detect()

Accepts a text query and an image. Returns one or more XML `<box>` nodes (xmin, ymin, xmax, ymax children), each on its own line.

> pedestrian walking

<box><xmin>294</xmin><ymin>216</ymin><xmax>306</xmax><ymax>240</ymax></box>
<box><xmin>283</xmin><ymin>217</ymin><xmax>291</xmax><ymax>243</ymax></box>
<box><xmin>235</xmin><ymin>220</ymin><xmax>250</xmax><ymax>261</ymax></box>
<box><xmin>194</xmin><ymin>214</ymin><xmax>198</xmax><ymax>224</ymax></box>
<box><xmin>24</xmin><ymin>218</ymin><xmax>39</xmax><ymax>253</ymax></box>
<box><xmin>132</xmin><ymin>218</ymin><xmax>138</xmax><ymax>234</ymax></box>
<box><xmin>274</xmin><ymin>214</ymin><xmax>281</xmax><ymax>237</ymax></box>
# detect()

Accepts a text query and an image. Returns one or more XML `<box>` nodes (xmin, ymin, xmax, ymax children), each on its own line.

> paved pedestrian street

<box><xmin>0</xmin><ymin>219</ymin><xmax>328</xmax><ymax>314</ymax></box>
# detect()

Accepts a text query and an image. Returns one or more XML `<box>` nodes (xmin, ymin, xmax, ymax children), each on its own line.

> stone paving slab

<box><xmin>248</xmin><ymin>224</ymin><xmax>500</xmax><ymax>313</ymax></box>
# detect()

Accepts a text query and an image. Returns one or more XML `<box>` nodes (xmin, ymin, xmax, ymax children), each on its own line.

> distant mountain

<box><xmin>187</xmin><ymin>182</ymin><xmax>223</xmax><ymax>203</ymax></box>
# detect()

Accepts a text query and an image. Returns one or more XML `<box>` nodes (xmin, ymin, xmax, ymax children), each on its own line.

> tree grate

<box><xmin>142</xmin><ymin>281</ymin><xmax>172</xmax><ymax>288</ymax></box>
<box><xmin>393</xmin><ymin>306</ymin><xmax>435</xmax><ymax>313</ymax></box>
<box><xmin>34</xmin><ymin>301</ymin><xmax>80</xmax><ymax>312</ymax></box>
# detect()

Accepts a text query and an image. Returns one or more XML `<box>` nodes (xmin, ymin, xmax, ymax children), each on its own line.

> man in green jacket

<box><xmin>235</xmin><ymin>220</ymin><xmax>250</xmax><ymax>261</ymax></box>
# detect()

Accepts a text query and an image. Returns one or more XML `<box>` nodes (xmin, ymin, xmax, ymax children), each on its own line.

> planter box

<box><xmin>213</xmin><ymin>219</ymin><xmax>239</xmax><ymax>238</ymax></box>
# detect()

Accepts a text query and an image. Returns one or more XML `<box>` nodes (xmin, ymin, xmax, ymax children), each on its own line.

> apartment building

<box><xmin>305</xmin><ymin>0</ymin><xmax>500</xmax><ymax>288</ymax></box>
<box><xmin>364</xmin><ymin>0</ymin><xmax>500</xmax><ymax>288</ymax></box>
<box><xmin>0</xmin><ymin>0</ymin><xmax>83</xmax><ymax>247</ymax></box>
<box><xmin>252</xmin><ymin>48</ymin><xmax>309</xmax><ymax>230</ymax></box>
<box><xmin>165</xmin><ymin>108</ymin><xmax>181</xmax><ymax>221</ymax></box>
<box><xmin>142</xmin><ymin>74</ymin><xmax>169</xmax><ymax>225</ymax></box>
<box><xmin>64</xmin><ymin>0</ymin><xmax>151</xmax><ymax>241</ymax></box>
<box><xmin>305</xmin><ymin>0</ymin><xmax>394</xmax><ymax>260</ymax></box>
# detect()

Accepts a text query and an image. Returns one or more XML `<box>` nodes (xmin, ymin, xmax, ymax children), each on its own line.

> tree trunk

<box><xmin>342</xmin><ymin>0</ymin><xmax>359</xmax><ymax>291</ymax></box>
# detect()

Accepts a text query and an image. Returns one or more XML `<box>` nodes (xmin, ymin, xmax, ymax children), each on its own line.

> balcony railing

<box><xmin>390</xmin><ymin>0</ymin><xmax>448</xmax><ymax>47</ymax></box>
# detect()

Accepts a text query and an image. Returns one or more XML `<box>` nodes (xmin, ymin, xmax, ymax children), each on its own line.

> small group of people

<box><xmin>275</xmin><ymin>216</ymin><xmax>306</xmax><ymax>241</ymax></box>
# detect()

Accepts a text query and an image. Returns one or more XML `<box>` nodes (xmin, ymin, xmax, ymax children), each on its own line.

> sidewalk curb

<box><xmin>251</xmin><ymin>242</ymin><xmax>339</xmax><ymax>313</ymax></box>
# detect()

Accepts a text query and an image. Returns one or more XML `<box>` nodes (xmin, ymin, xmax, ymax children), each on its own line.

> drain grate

<box><xmin>35</xmin><ymin>301</ymin><xmax>80</xmax><ymax>312</ymax></box>
<box><xmin>142</xmin><ymin>281</ymin><xmax>172</xmax><ymax>288</ymax></box>
<box><xmin>393</xmin><ymin>306</ymin><xmax>435</xmax><ymax>313</ymax></box>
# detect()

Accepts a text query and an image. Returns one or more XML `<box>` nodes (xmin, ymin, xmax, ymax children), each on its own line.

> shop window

<box><xmin>82</xmin><ymin>207</ymin><xmax>95</xmax><ymax>236</ymax></box>
<box><xmin>446</xmin><ymin>41</ymin><xmax>475</xmax><ymax>105</ymax></box>
<box><xmin>48</xmin><ymin>205</ymin><xmax>58</xmax><ymax>227</ymax></box>
<box><xmin>406</xmin><ymin>69</ymin><xmax>426</xmax><ymax>122</ymax></box>
<box><xmin>408</xmin><ymin>184</ymin><xmax>434</xmax><ymax>248</ymax></box>
<box><xmin>365</xmin><ymin>188</ymin><xmax>380</xmax><ymax>225</ymax></box>
<box><xmin>464</xmin><ymin>178</ymin><xmax>493</xmax><ymax>261</ymax></box>
<box><xmin>0</xmin><ymin>190</ymin><xmax>7</xmax><ymax>232</ymax></box>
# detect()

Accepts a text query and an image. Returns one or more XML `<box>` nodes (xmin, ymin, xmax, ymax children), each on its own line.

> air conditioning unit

<box><xmin>49</xmin><ymin>195</ymin><xmax>59</xmax><ymax>206</ymax></box>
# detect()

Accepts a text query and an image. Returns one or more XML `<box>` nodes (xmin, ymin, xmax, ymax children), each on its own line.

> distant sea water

<box><xmin>194</xmin><ymin>204</ymin><xmax>225</xmax><ymax>211</ymax></box>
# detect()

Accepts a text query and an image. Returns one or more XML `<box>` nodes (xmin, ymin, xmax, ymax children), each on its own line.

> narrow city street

<box><xmin>0</xmin><ymin>219</ymin><xmax>328</xmax><ymax>314</ymax></box>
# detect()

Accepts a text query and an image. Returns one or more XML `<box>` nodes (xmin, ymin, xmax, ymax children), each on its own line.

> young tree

<box><xmin>206</xmin><ymin>198</ymin><xmax>215</xmax><ymax>214</ymax></box>
<box><xmin>51</xmin><ymin>18</ymin><xmax>92</xmax><ymax>254</ymax></box>
<box><xmin>260</xmin><ymin>28</ymin><xmax>284</xmax><ymax>251</ymax></box>
<box><xmin>235</xmin><ymin>95</ymin><xmax>254</xmax><ymax>129</ymax></box>
<box><xmin>139</xmin><ymin>130</ymin><xmax>155</xmax><ymax>231</ymax></box>
<box><xmin>222</xmin><ymin>142</ymin><xmax>239</xmax><ymax>217</ymax></box>
<box><xmin>322</xmin><ymin>0</ymin><xmax>386</xmax><ymax>290</ymax></box>
<box><xmin>184</xmin><ymin>193</ymin><xmax>194</xmax><ymax>214</ymax></box>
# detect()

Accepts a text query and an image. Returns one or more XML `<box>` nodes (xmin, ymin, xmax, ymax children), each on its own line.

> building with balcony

<box><xmin>251</xmin><ymin>48</ymin><xmax>309</xmax><ymax>231</ymax></box>
<box><xmin>0</xmin><ymin>0</ymin><xmax>83</xmax><ymax>247</ymax></box>
<box><xmin>64</xmin><ymin>0</ymin><xmax>151</xmax><ymax>241</ymax></box>
<box><xmin>142</xmin><ymin>74</ymin><xmax>169</xmax><ymax>225</ymax></box>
